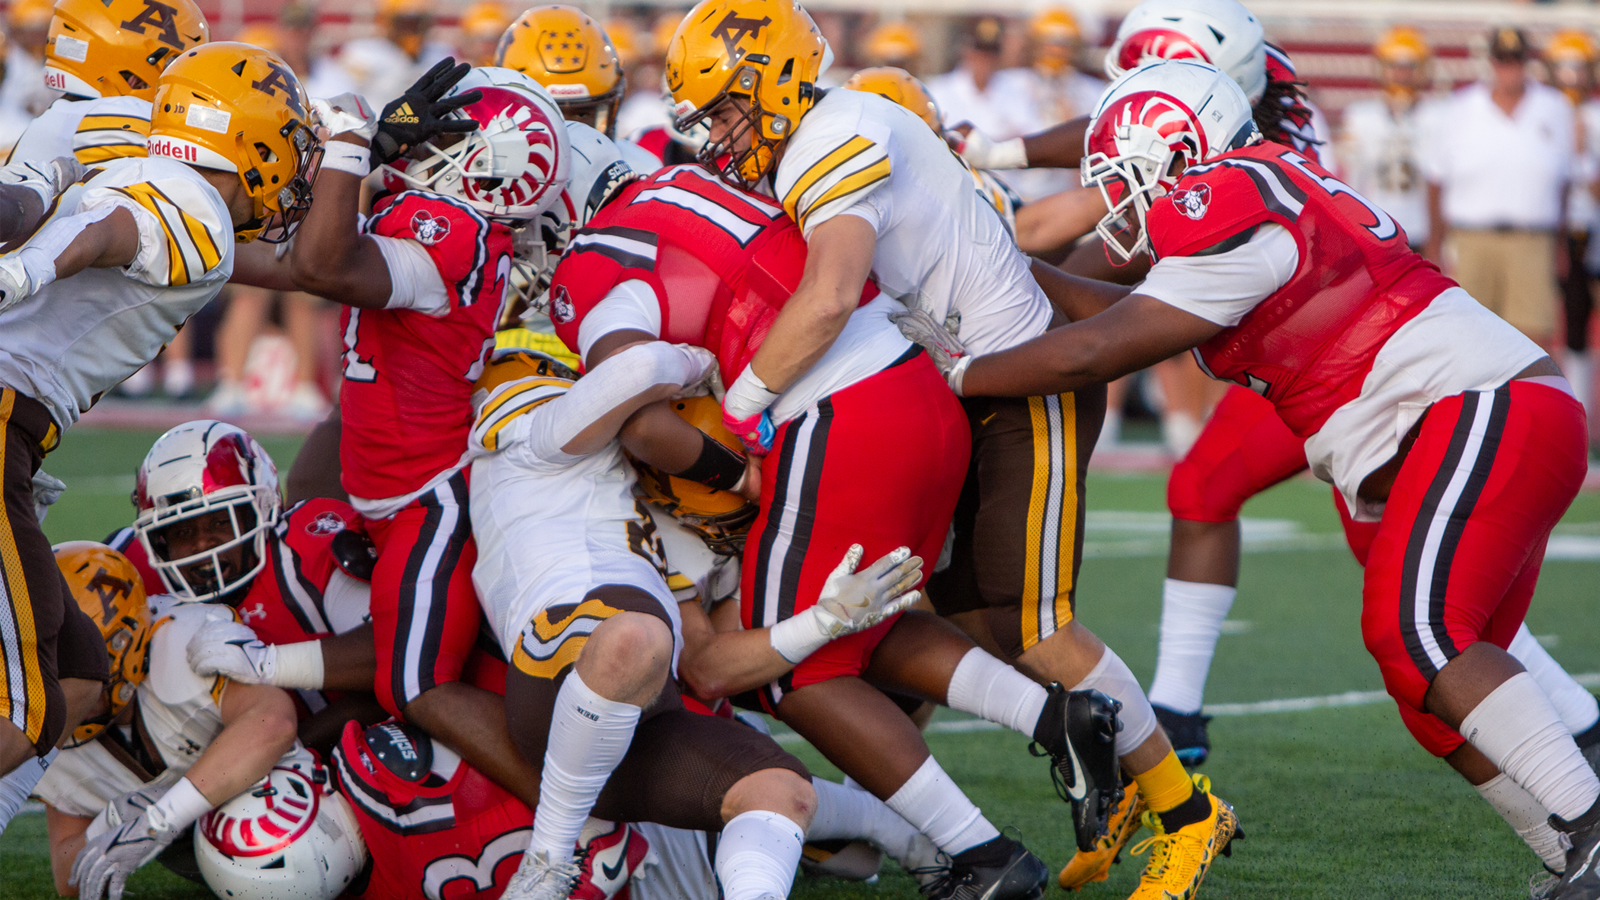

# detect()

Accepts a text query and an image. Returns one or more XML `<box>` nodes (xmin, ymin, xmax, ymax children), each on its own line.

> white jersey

<box><xmin>34</xmin><ymin>731</ymin><xmax>181</xmax><ymax>819</ymax></box>
<box><xmin>629</xmin><ymin>822</ymin><xmax>718</xmax><ymax>900</ymax></box>
<box><xmin>644</xmin><ymin>502</ymin><xmax>741</xmax><ymax>612</ymax></box>
<box><xmin>1570</xmin><ymin>100</ymin><xmax>1600</xmax><ymax>235</ymax></box>
<box><xmin>6</xmin><ymin>94</ymin><xmax>150</xmax><ymax>165</ymax></box>
<box><xmin>774</xmin><ymin>88</ymin><xmax>1052</xmax><ymax>355</ymax></box>
<box><xmin>1336</xmin><ymin>96</ymin><xmax>1439</xmax><ymax>245</ymax></box>
<box><xmin>0</xmin><ymin>156</ymin><xmax>233</xmax><ymax>429</ymax></box>
<box><xmin>468</xmin><ymin>373</ymin><xmax>682</xmax><ymax>664</ymax></box>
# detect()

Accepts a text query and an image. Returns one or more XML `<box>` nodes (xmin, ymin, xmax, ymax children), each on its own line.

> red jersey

<box><xmin>340</xmin><ymin>191</ymin><xmax>513</xmax><ymax>505</ymax></box>
<box><xmin>548</xmin><ymin>165</ymin><xmax>876</xmax><ymax>383</ymax></box>
<box><xmin>1149</xmin><ymin>141</ymin><xmax>1456</xmax><ymax>437</ymax></box>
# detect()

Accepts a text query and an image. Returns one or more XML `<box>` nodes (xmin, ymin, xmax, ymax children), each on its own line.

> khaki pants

<box><xmin>1447</xmin><ymin>228</ymin><xmax>1558</xmax><ymax>341</ymax></box>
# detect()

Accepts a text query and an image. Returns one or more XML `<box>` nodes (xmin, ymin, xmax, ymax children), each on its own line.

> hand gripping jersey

<box><xmin>1150</xmin><ymin>141</ymin><xmax>1456</xmax><ymax>439</ymax></box>
<box><xmin>5</xmin><ymin>95</ymin><xmax>151</xmax><ymax>166</ymax></box>
<box><xmin>109</xmin><ymin>499</ymin><xmax>373</xmax><ymax>716</ymax></box>
<box><xmin>549</xmin><ymin>165</ymin><xmax>874</xmax><ymax>388</ymax></box>
<box><xmin>340</xmin><ymin>191</ymin><xmax>514</xmax><ymax>507</ymax></box>
<box><xmin>0</xmin><ymin>156</ymin><xmax>233</xmax><ymax>430</ymax></box>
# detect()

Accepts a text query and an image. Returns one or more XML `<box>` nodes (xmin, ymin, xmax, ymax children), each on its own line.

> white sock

<box><xmin>715</xmin><ymin>810</ymin><xmax>804</xmax><ymax>900</ymax></box>
<box><xmin>1477</xmin><ymin>772</ymin><xmax>1570</xmax><ymax>871</ymax></box>
<box><xmin>1461</xmin><ymin>673</ymin><xmax>1600</xmax><ymax>822</ymax></box>
<box><xmin>946</xmin><ymin>648</ymin><xmax>1048</xmax><ymax>736</ymax></box>
<box><xmin>1148</xmin><ymin>578</ymin><xmax>1237</xmax><ymax>714</ymax></box>
<box><xmin>0</xmin><ymin>748</ymin><xmax>56</xmax><ymax>836</ymax></box>
<box><xmin>1564</xmin><ymin>350</ymin><xmax>1593</xmax><ymax>413</ymax></box>
<box><xmin>1070</xmin><ymin>648</ymin><xmax>1159</xmax><ymax>757</ymax></box>
<box><xmin>884</xmin><ymin>755</ymin><xmax>999</xmax><ymax>856</ymax></box>
<box><xmin>1097</xmin><ymin>409</ymin><xmax>1122</xmax><ymax>452</ymax></box>
<box><xmin>529</xmin><ymin>671</ymin><xmax>643</xmax><ymax>860</ymax></box>
<box><xmin>809</xmin><ymin>778</ymin><xmax>938</xmax><ymax>872</ymax></box>
<box><xmin>1510</xmin><ymin>624</ymin><xmax>1600</xmax><ymax>736</ymax></box>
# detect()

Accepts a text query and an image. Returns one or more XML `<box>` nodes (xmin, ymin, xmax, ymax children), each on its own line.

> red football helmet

<box><xmin>1082</xmin><ymin>60</ymin><xmax>1257</xmax><ymax>262</ymax></box>
<box><xmin>382</xmin><ymin>67</ymin><xmax>571</xmax><ymax>221</ymax></box>
<box><xmin>133</xmin><ymin>420</ymin><xmax>282</xmax><ymax>602</ymax></box>
<box><xmin>1104</xmin><ymin>0</ymin><xmax>1267</xmax><ymax>103</ymax></box>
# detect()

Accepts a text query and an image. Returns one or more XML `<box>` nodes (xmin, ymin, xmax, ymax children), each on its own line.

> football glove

<box><xmin>953</xmin><ymin>127</ymin><xmax>1028</xmax><ymax>170</ymax></box>
<box><xmin>311</xmin><ymin>93</ymin><xmax>379</xmax><ymax>142</ymax></box>
<box><xmin>768</xmin><ymin>545</ymin><xmax>923</xmax><ymax>663</ymax></box>
<box><xmin>0</xmin><ymin>155</ymin><xmax>87</xmax><ymax>206</ymax></box>
<box><xmin>0</xmin><ymin>245</ymin><xmax>56</xmax><ymax>313</ymax></box>
<box><xmin>31</xmin><ymin>469</ymin><xmax>63</xmax><ymax>524</ymax></box>
<box><xmin>889</xmin><ymin>306</ymin><xmax>973</xmax><ymax>394</ymax></box>
<box><xmin>71</xmin><ymin>784</ymin><xmax>176</xmax><ymax>900</ymax></box>
<box><xmin>370</xmin><ymin>58</ymin><xmax>483</xmax><ymax>167</ymax></box>
<box><xmin>186</xmin><ymin>614</ymin><xmax>276</xmax><ymax>684</ymax></box>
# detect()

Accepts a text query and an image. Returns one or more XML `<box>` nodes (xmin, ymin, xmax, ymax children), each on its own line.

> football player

<box><xmin>7</xmin><ymin>0</ymin><xmax>209</xmax><ymax>166</ymax></box>
<box><xmin>35</xmin><ymin>542</ymin><xmax>323</xmax><ymax>900</ymax></box>
<box><xmin>496</xmin><ymin>5</ymin><xmax>663</xmax><ymax>174</ymax></box>
<box><xmin>0</xmin><ymin>40</ymin><xmax>318</xmax><ymax>807</ymax></box>
<box><xmin>288</xmin><ymin>65</ymin><xmax>570</xmax><ymax>813</ymax></box>
<box><xmin>665</xmin><ymin>4</ymin><xmax>1231</xmax><ymax>896</ymax></box>
<box><xmin>545</xmin><ymin>126</ymin><xmax>1105</xmax><ymax>899</ymax></box>
<box><xmin>951</xmin><ymin>58</ymin><xmax>1600</xmax><ymax>900</ymax></box>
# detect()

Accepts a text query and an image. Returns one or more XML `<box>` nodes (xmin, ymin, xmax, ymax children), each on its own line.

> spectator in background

<box><xmin>2</xmin><ymin>0</ymin><xmax>53</xmax><ymax>118</ymax></box>
<box><xmin>1337</xmin><ymin>26</ymin><xmax>1438</xmax><ymax>249</ymax></box>
<box><xmin>862</xmin><ymin>19</ymin><xmax>922</xmax><ymax>73</ymax></box>
<box><xmin>613</xmin><ymin>13</ymin><xmax>680</xmax><ymax>139</ymax></box>
<box><xmin>0</xmin><ymin>30</ymin><xmax>31</xmax><ymax>154</ymax></box>
<box><xmin>458</xmin><ymin>1</ymin><xmax>511</xmax><ymax>67</ymax></box>
<box><xmin>278</xmin><ymin>1</ymin><xmax>357</xmax><ymax>99</ymax></box>
<box><xmin>1547</xmin><ymin>29</ymin><xmax>1600</xmax><ymax>418</ymax></box>
<box><xmin>928</xmin><ymin>18</ymin><xmax>1037</xmax><ymax>166</ymax></box>
<box><xmin>990</xmin><ymin>8</ymin><xmax>1104</xmax><ymax>200</ymax></box>
<box><xmin>339</xmin><ymin>0</ymin><xmax>452</xmax><ymax>108</ymax></box>
<box><xmin>1422</xmin><ymin>26</ymin><xmax>1572</xmax><ymax>353</ymax></box>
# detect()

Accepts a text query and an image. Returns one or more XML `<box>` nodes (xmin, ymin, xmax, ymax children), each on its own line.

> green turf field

<box><xmin>5</xmin><ymin>427</ymin><xmax>1599</xmax><ymax>899</ymax></box>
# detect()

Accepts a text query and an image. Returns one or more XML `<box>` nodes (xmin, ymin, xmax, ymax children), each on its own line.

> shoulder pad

<box><xmin>362</xmin><ymin>721</ymin><xmax>432</xmax><ymax>782</ymax></box>
<box><xmin>330</xmin><ymin>529</ymin><xmax>378</xmax><ymax>582</ymax></box>
<box><xmin>1149</xmin><ymin>157</ymin><xmax>1296</xmax><ymax>260</ymax></box>
<box><xmin>365</xmin><ymin>191</ymin><xmax>510</xmax><ymax>306</ymax></box>
<box><xmin>145</xmin><ymin>603</ymin><xmax>226</xmax><ymax>707</ymax></box>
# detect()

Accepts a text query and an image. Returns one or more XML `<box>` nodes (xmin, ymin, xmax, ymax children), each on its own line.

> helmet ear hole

<box><xmin>776</xmin><ymin>58</ymin><xmax>794</xmax><ymax>85</ymax></box>
<box><xmin>118</xmin><ymin>70</ymin><xmax>148</xmax><ymax>91</ymax></box>
<box><xmin>255</xmin><ymin>142</ymin><xmax>279</xmax><ymax>164</ymax></box>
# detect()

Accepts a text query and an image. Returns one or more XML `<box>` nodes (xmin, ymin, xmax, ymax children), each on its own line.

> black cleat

<box><xmin>1031</xmin><ymin>684</ymin><xmax>1123</xmax><ymax>853</ymax></box>
<box><xmin>1153</xmin><ymin>704</ymin><xmax>1213</xmax><ymax>767</ymax></box>
<box><xmin>1575</xmin><ymin>698</ymin><xmax>1600</xmax><ymax>777</ymax></box>
<box><xmin>916</xmin><ymin>835</ymin><xmax>1049</xmax><ymax>900</ymax></box>
<box><xmin>1550</xmin><ymin>798</ymin><xmax>1600</xmax><ymax>899</ymax></box>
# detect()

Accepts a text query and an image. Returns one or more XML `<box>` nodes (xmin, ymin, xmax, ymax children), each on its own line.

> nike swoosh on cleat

<box><xmin>1061</xmin><ymin>733</ymin><xmax>1089</xmax><ymax>802</ymax></box>
<box><xmin>1572</xmin><ymin>838</ymin><xmax>1600</xmax><ymax>882</ymax></box>
<box><xmin>600</xmin><ymin>831</ymin><xmax>630</xmax><ymax>882</ymax></box>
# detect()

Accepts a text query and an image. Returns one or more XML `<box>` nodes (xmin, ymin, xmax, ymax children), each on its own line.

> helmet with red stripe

<box><xmin>1104</xmin><ymin>0</ymin><xmax>1267</xmax><ymax>103</ymax></box>
<box><xmin>1082</xmin><ymin>59</ymin><xmax>1257</xmax><ymax>263</ymax></box>
<box><xmin>195</xmin><ymin>763</ymin><xmax>367</xmax><ymax>900</ymax></box>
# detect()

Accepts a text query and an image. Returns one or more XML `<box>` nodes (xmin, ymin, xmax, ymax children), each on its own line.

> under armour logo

<box><xmin>120</xmin><ymin>0</ymin><xmax>186</xmax><ymax>51</ymax></box>
<box><xmin>711</xmin><ymin>12</ymin><xmax>772</xmax><ymax>60</ymax></box>
<box><xmin>240</xmin><ymin>602</ymin><xmax>267</xmax><ymax>623</ymax></box>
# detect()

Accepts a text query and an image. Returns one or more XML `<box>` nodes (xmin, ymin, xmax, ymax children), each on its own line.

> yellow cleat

<box><xmin>1059</xmin><ymin>781</ymin><xmax>1146</xmax><ymax>890</ymax></box>
<box><xmin>1125</xmin><ymin>775</ymin><xmax>1241</xmax><ymax>900</ymax></box>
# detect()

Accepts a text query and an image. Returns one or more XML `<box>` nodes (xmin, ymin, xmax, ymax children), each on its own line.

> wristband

<box><xmin>673</xmin><ymin>432</ymin><xmax>746</xmax><ymax>491</ymax></box>
<box><xmin>988</xmin><ymin>137</ymin><xmax>1029</xmax><ymax>170</ymax></box>
<box><xmin>321</xmin><ymin>140</ymin><xmax>372</xmax><ymax>178</ymax></box>
<box><xmin>769</xmin><ymin>607</ymin><xmax>832</xmax><ymax>664</ymax></box>
<box><xmin>723</xmin><ymin>366</ymin><xmax>780</xmax><ymax>421</ymax></box>
<box><xmin>947</xmin><ymin>355</ymin><xmax>972</xmax><ymax>397</ymax></box>
<box><xmin>147</xmin><ymin>777</ymin><xmax>211</xmax><ymax>834</ymax></box>
<box><xmin>271</xmin><ymin>640</ymin><xmax>325</xmax><ymax>690</ymax></box>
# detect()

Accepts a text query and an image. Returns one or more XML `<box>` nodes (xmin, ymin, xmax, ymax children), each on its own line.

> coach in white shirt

<box><xmin>928</xmin><ymin>19</ymin><xmax>1037</xmax><ymax>162</ymax></box>
<box><xmin>1422</xmin><ymin>27</ymin><xmax>1573</xmax><ymax>350</ymax></box>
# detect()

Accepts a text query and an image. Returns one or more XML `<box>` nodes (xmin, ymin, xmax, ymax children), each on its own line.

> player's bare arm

<box><xmin>1014</xmin><ymin>187</ymin><xmax>1109</xmax><ymax>254</ymax></box>
<box><xmin>955</xmin><ymin>115</ymin><xmax>1089</xmax><ymax>171</ymax></box>
<box><xmin>45</xmin><ymin>804</ymin><xmax>93</xmax><ymax>897</ymax></box>
<box><xmin>228</xmin><ymin>240</ymin><xmax>300</xmax><ymax>293</ymax></box>
<box><xmin>184</xmin><ymin>681</ymin><xmax>298</xmax><ymax>807</ymax></box>
<box><xmin>0</xmin><ymin>156</ymin><xmax>87</xmax><ymax>245</ymax></box>
<box><xmin>1029</xmin><ymin>258</ymin><xmax>1134</xmax><ymax>322</ymax></box>
<box><xmin>957</xmin><ymin>293</ymin><xmax>1223</xmax><ymax>398</ymax></box>
<box><xmin>288</xmin><ymin>133</ymin><xmax>394</xmax><ymax>309</ymax></box>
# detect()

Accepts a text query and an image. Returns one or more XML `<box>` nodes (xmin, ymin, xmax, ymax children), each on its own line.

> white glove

<box><xmin>672</xmin><ymin>344</ymin><xmax>722</xmax><ymax>400</ymax></box>
<box><xmin>953</xmin><ymin>128</ymin><xmax>1028</xmax><ymax>171</ymax></box>
<box><xmin>186</xmin><ymin>613</ymin><xmax>275</xmax><ymax>684</ymax></box>
<box><xmin>890</xmin><ymin>307</ymin><xmax>967</xmax><ymax>370</ymax></box>
<box><xmin>31</xmin><ymin>469</ymin><xmax>64</xmax><ymax>524</ymax></box>
<box><xmin>71</xmin><ymin>784</ymin><xmax>177</xmax><ymax>900</ymax></box>
<box><xmin>311</xmin><ymin>93</ymin><xmax>379</xmax><ymax>142</ymax></box>
<box><xmin>768</xmin><ymin>545</ymin><xmax>924</xmax><ymax>664</ymax></box>
<box><xmin>0</xmin><ymin>155</ymin><xmax>86</xmax><ymax>206</ymax></box>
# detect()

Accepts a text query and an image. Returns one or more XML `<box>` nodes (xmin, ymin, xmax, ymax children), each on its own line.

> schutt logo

<box><xmin>1170</xmin><ymin>183</ymin><xmax>1211</xmax><ymax>220</ymax></box>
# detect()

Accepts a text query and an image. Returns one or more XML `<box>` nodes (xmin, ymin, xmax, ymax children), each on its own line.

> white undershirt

<box><xmin>371</xmin><ymin>235</ymin><xmax>451</xmax><ymax>316</ymax></box>
<box><xmin>1137</xmin><ymin>224</ymin><xmax>1300</xmax><ymax>324</ymax></box>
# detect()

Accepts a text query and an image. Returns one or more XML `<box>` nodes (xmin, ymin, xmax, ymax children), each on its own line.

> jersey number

<box><xmin>1279</xmin><ymin>150</ymin><xmax>1399</xmax><ymax>243</ymax></box>
<box><xmin>420</xmin><ymin>827</ymin><xmax>531</xmax><ymax>900</ymax></box>
<box><xmin>341</xmin><ymin>309</ymin><xmax>378</xmax><ymax>383</ymax></box>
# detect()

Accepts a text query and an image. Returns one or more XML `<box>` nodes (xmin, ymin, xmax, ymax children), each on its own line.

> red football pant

<box><xmin>365</xmin><ymin>470</ymin><xmax>482</xmax><ymax>718</ymax></box>
<box><xmin>1363</xmin><ymin>381</ymin><xmax>1586</xmax><ymax>756</ymax></box>
<box><xmin>742</xmin><ymin>352</ymin><xmax>969</xmax><ymax>711</ymax></box>
<box><xmin>1169</xmin><ymin>384</ymin><xmax>1380</xmax><ymax>557</ymax></box>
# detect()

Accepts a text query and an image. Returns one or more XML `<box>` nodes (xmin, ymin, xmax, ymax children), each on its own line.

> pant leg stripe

<box><xmin>1400</xmin><ymin>389</ymin><xmax>1502</xmax><ymax>680</ymax></box>
<box><xmin>1038</xmin><ymin>395</ymin><xmax>1067</xmax><ymax>643</ymax></box>
<box><xmin>416</xmin><ymin>473</ymin><xmax>472</xmax><ymax>697</ymax></box>
<box><xmin>1052</xmin><ymin>392</ymin><xmax>1079</xmax><ymax>636</ymax></box>
<box><xmin>0</xmin><ymin>389</ymin><xmax>40</xmax><ymax>738</ymax></box>
<box><xmin>1425</xmin><ymin>385</ymin><xmax>1510</xmax><ymax>661</ymax></box>
<box><xmin>394</xmin><ymin>486</ymin><xmax>447</xmax><ymax>708</ymax></box>
<box><xmin>776</xmin><ymin>399</ymin><xmax>832</xmax><ymax>627</ymax></box>
<box><xmin>753</xmin><ymin>409</ymin><xmax>808</xmax><ymax>635</ymax></box>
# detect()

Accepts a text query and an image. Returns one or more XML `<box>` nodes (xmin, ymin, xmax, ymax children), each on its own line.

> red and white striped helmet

<box><xmin>195</xmin><ymin>764</ymin><xmax>367</xmax><ymax>900</ymax></box>
<box><xmin>382</xmin><ymin>67</ymin><xmax>571</xmax><ymax>221</ymax></box>
<box><xmin>1081</xmin><ymin>60</ymin><xmax>1257</xmax><ymax>262</ymax></box>
<box><xmin>133</xmin><ymin>420</ymin><xmax>282</xmax><ymax>603</ymax></box>
<box><xmin>1104</xmin><ymin>0</ymin><xmax>1267</xmax><ymax>103</ymax></box>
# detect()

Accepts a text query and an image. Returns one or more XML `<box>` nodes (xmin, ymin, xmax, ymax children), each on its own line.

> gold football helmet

<box><xmin>45</xmin><ymin>0</ymin><xmax>210</xmax><ymax>101</ymax></box>
<box><xmin>474</xmin><ymin>346</ymin><xmax>578</xmax><ymax>404</ymax></box>
<box><xmin>148</xmin><ymin>42</ymin><xmax>321</xmax><ymax>243</ymax></box>
<box><xmin>460</xmin><ymin>2</ymin><xmax>512</xmax><ymax>66</ymax></box>
<box><xmin>234</xmin><ymin>24</ymin><xmax>281</xmax><ymax>55</ymax></box>
<box><xmin>844</xmin><ymin>66</ymin><xmax>940</xmax><ymax>132</ymax></box>
<box><xmin>632</xmin><ymin>395</ymin><xmax>757</xmax><ymax>555</ymax></box>
<box><xmin>1029</xmin><ymin>8</ymin><xmax>1080</xmax><ymax>75</ymax></box>
<box><xmin>8</xmin><ymin>0</ymin><xmax>54</xmax><ymax>54</ymax></box>
<box><xmin>605</xmin><ymin>17</ymin><xmax>641</xmax><ymax>67</ymax></box>
<box><xmin>863</xmin><ymin>21</ymin><xmax>921</xmax><ymax>67</ymax></box>
<box><xmin>497</xmin><ymin>6</ymin><xmax>625</xmax><ymax>137</ymax></box>
<box><xmin>55</xmin><ymin>542</ymin><xmax>151</xmax><ymax>748</ymax></box>
<box><xmin>1374</xmin><ymin>26</ymin><xmax>1430</xmax><ymax>65</ymax></box>
<box><xmin>666</xmin><ymin>0</ymin><xmax>830</xmax><ymax>187</ymax></box>
<box><xmin>1546</xmin><ymin>30</ymin><xmax>1598</xmax><ymax>104</ymax></box>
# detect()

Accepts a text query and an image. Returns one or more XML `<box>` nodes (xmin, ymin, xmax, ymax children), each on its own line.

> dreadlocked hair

<box><xmin>1253</xmin><ymin>73</ymin><xmax>1321</xmax><ymax>149</ymax></box>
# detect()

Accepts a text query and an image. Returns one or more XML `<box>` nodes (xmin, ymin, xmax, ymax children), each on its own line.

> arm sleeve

<box><xmin>576</xmin><ymin>279</ymin><xmax>663</xmax><ymax>360</ymax></box>
<box><xmin>1136</xmin><ymin>224</ymin><xmax>1300</xmax><ymax>327</ymax></box>
<box><xmin>370</xmin><ymin>234</ymin><xmax>451</xmax><ymax>315</ymax></box>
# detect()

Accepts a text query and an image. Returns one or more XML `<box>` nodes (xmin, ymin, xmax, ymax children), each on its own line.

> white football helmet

<box><xmin>195</xmin><ymin>764</ymin><xmax>367</xmax><ymax>900</ymax></box>
<box><xmin>382</xmin><ymin>66</ymin><xmax>572</xmax><ymax>221</ymax></box>
<box><xmin>1104</xmin><ymin>0</ymin><xmax>1267</xmax><ymax>104</ymax></box>
<box><xmin>1082</xmin><ymin>60</ymin><xmax>1258</xmax><ymax>262</ymax></box>
<box><xmin>133</xmin><ymin>421</ymin><xmax>282</xmax><ymax>603</ymax></box>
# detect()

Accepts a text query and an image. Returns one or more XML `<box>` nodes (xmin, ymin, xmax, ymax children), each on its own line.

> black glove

<box><xmin>369</xmin><ymin>58</ymin><xmax>484</xmax><ymax>167</ymax></box>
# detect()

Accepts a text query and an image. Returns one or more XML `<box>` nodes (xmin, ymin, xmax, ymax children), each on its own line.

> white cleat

<box><xmin>502</xmin><ymin>849</ymin><xmax>583</xmax><ymax>900</ymax></box>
